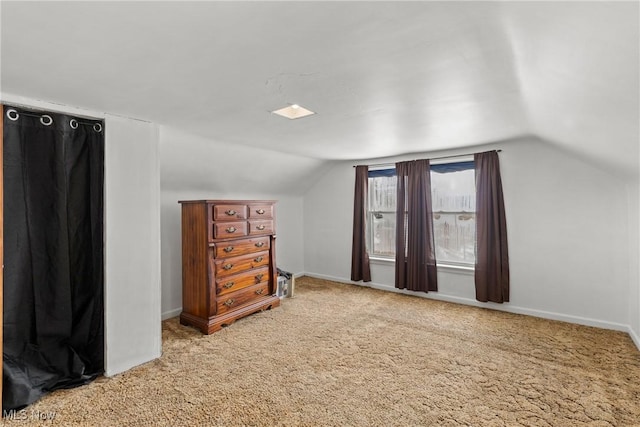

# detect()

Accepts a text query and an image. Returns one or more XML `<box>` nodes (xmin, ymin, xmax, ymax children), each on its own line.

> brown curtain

<box><xmin>474</xmin><ymin>151</ymin><xmax>509</xmax><ymax>303</ymax></box>
<box><xmin>351</xmin><ymin>165</ymin><xmax>371</xmax><ymax>282</ymax></box>
<box><xmin>395</xmin><ymin>160</ymin><xmax>437</xmax><ymax>292</ymax></box>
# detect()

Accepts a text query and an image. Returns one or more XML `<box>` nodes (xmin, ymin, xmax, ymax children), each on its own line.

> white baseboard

<box><xmin>162</xmin><ymin>308</ymin><xmax>181</xmax><ymax>321</ymax></box>
<box><xmin>105</xmin><ymin>350</ymin><xmax>162</xmax><ymax>377</ymax></box>
<box><xmin>629</xmin><ymin>327</ymin><xmax>640</xmax><ymax>351</ymax></box>
<box><xmin>161</xmin><ymin>271</ymin><xmax>640</xmax><ymax>352</ymax></box>
<box><xmin>303</xmin><ymin>272</ymin><xmax>634</xmax><ymax>336</ymax></box>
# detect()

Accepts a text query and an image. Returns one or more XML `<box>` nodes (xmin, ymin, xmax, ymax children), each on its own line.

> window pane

<box><xmin>368</xmin><ymin>175</ymin><xmax>397</xmax><ymax>258</ymax></box>
<box><xmin>370</xmin><ymin>211</ymin><xmax>396</xmax><ymax>257</ymax></box>
<box><xmin>433</xmin><ymin>212</ymin><xmax>476</xmax><ymax>264</ymax></box>
<box><xmin>431</xmin><ymin>168</ymin><xmax>476</xmax><ymax>265</ymax></box>
<box><xmin>431</xmin><ymin>169</ymin><xmax>475</xmax><ymax>212</ymax></box>
<box><xmin>369</xmin><ymin>175</ymin><xmax>397</xmax><ymax>211</ymax></box>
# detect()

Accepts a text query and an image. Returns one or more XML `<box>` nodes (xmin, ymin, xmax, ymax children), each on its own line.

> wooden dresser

<box><xmin>179</xmin><ymin>200</ymin><xmax>280</xmax><ymax>334</ymax></box>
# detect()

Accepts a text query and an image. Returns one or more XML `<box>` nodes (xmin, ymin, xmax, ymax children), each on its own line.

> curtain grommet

<box><xmin>40</xmin><ymin>115</ymin><xmax>53</xmax><ymax>126</ymax></box>
<box><xmin>70</xmin><ymin>119</ymin><xmax>79</xmax><ymax>129</ymax></box>
<box><xmin>93</xmin><ymin>123</ymin><xmax>102</xmax><ymax>133</ymax></box>
<box><xmin>6</xmin><ymin>109</ymin><xmax>19</xmax><ymax>121</ymax></box>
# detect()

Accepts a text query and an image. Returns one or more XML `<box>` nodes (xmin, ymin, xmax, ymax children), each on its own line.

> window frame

<box><xmin>366</xmin><ymin>158</ymin><xmax>476</xmax><ymax>271</ymax></box>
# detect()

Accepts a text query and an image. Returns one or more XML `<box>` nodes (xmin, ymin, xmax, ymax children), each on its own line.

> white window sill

<box><xmin>369</xmin><ymin>256</ymin><xmax>395</xmax><ymax>265</ymax></box>
<box><xmin>437</xmin><ymin>263</ymin><xmax>474</xmax><ymax>275</ymax></box>
<box><xmin>369</xmin><ymin>257</ymin><xmax>474</xmax><ymax>275</ymax></box>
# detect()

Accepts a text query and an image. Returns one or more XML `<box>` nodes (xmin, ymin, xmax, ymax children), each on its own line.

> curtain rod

<box><xmin>352</xmin><ymin>149</ymin><xmax>502</xmax><ymax>168</ymax></box>
<box><xmin>5</xmin><ymin>106</ymin><xmax>103</xmax><ymax>130</ymax></box>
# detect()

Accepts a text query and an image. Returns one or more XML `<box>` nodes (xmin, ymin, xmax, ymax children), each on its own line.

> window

<box><xmin>368</xmin><ymin>171</ymin><xmax>397</xmax><ymax>257</ymax></box>
<box><xmin>367</xmin><ymin>161</ymin><xmax>476</xmax><ymax>266</ymax></box>
<box><xmin>431</xmin><ymin>165</ymin><xmax>476</xmax><ymax>265</ymax></box>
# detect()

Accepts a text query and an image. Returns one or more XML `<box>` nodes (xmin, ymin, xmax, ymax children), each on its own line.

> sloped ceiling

<box><xmin>1</xmin><ymin>1</ymin><xmax>638</xmax><ymax>177</ymax></box>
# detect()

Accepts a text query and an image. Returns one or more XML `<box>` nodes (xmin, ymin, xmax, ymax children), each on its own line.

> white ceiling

<box><xmin>1</xmin><ymin>1</ymin><xmax>638</xmax><ymax>176</ymax></box>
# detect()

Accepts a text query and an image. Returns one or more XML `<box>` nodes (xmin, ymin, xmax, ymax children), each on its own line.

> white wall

<box><xmin>104</xmin><ymin>115</ymin><xmax>161</xmax><ymax>376</ymax></box>
<box><xmin>159</xmin><ymin>127</ymin><xmax>329</xmax><ymax>319</ymax></box>
<box><xmin>629</xmin><ymin>179</ymin><xmax>640</xmax><ymax>347</ymax></box>
<box><xmin>304</xmin><ymin>137</ymin><xmax>631</xmax><ymax>331</ymax></box>
<box><xmin>0</xmin><ymin>94</ymin><xmax>163</xmax><ymax>376</ymax></box>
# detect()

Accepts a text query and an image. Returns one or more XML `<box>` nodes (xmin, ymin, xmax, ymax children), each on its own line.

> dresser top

<box><xmin>178</xmin><ymin>199</ymin><xmax>277</xmax><ymax>204</ymax></box>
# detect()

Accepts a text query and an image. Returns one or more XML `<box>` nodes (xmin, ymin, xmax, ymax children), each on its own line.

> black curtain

<box><xmin>395</xmin><ymin>159</ymin><xmax>438</xmax><ymax>292</ymax></box>
<box><xmin>474</xmin><ymin>150</ymin><xmax>509</xmax><ymax>303</ymax></box>
<box><xmin>351</xmin><ymin>165</ymin><xmax>371</xmax><ymax>282</ymax></box>
<box><xmin>3</xmin><ymin>106</ymin><xmax>104</xmax><ymax>410</ymax></box>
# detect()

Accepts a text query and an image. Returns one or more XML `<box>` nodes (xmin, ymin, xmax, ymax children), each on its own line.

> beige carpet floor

<box><xmin>3</xmin><ymin>276</ymin><xmax>640</xmax><ymax>426</ymax></box>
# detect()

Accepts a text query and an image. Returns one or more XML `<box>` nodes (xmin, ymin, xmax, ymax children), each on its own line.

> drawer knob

<box><xmin>255</xmin><ymin>274</ymin><xmax>264</xmax><ymax>282</ymax></box>
<box><xmin>223</xmin><ymin>282</ymin><xmax>235</xmax><ymax>289</ymax></box>
<box><xmin>225</xmin><ymin>227</ymin><xmax>236</xmax><ymax>233</ymax></box>
<box><xmin>256</xmin><ymin>209</ymin><xmax>266</xmax><ymax>215</ymax></box>
<box><xmin>225</xmin><ymin>209</ymin><xmax>236</xmax><ymax>216</ymax></box>
<box><xmin>254</xmin><ymin>256</ymin><xmax>264</xmax><ymax>263</ymax></box>
<box><xmin>223</xmin><ymin>298</ymin><xmax>235</xmax><ymax>307</ymax></box>
<box><xmin>223</xmin><ymin>246</ymin><xmax>234</xmax><ymax>253</ymax></box>
<box><xmin>256</xmin><ymin>225</ymin><xmax>266</xmax><ymax>231</ymax></box>
<box><xmin>255</xmin><ymin>242</ymin><xmax>265</xmax><ymax>248</ymax></box>
<box><xmin>255</xmin><ymin>288</ymin><xmax>264</xmax><ymax>295</ymax></box>
<box><xmin>223</xmin><ymin>263</ymin><xmax>234</xmax><ymax>270</ymax></box>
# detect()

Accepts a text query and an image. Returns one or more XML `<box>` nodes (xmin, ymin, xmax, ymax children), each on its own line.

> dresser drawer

<box><xmin>216</xmin><ymin>282</ymin><xmax>270</xmax><ymax>315</ymax></box>
<box><xmin>213</xmin><ymin>221</ymin><xmax>248</xmax><ymax>239</ymax></box>
<box><xmin>213</xmin><ymin>251</ymin><xmax>270</xmax><ymax>277</ymax></box>
<box><xmin>248</xmin><ymin>220</ymin><xmax>274</xmax><ymax>235</ymax></box>
<box><xmin>212</xmin><ymin>204</ymin><xmax>247</xmax><ymax>220</ymax></box>
<box><xmin>248</xmin><ymin>204</ymin><xmax>274</xmax><ymax>219</ymax></box>
<box><xmin>215</xmin><ymin>267</ymin><xmax>270</xmax><ymax>296</ymax></box>
<box><xmin>213</xmin><ymin>236</ymin><xmax>270</xmax><ymax>259</ymax></box>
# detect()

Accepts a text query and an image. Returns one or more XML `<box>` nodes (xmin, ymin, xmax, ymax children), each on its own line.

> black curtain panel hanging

<box><xmin>2</xmin><ymin>106</ymin><xmax>104</xmax><ymax>411</ymax></box>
